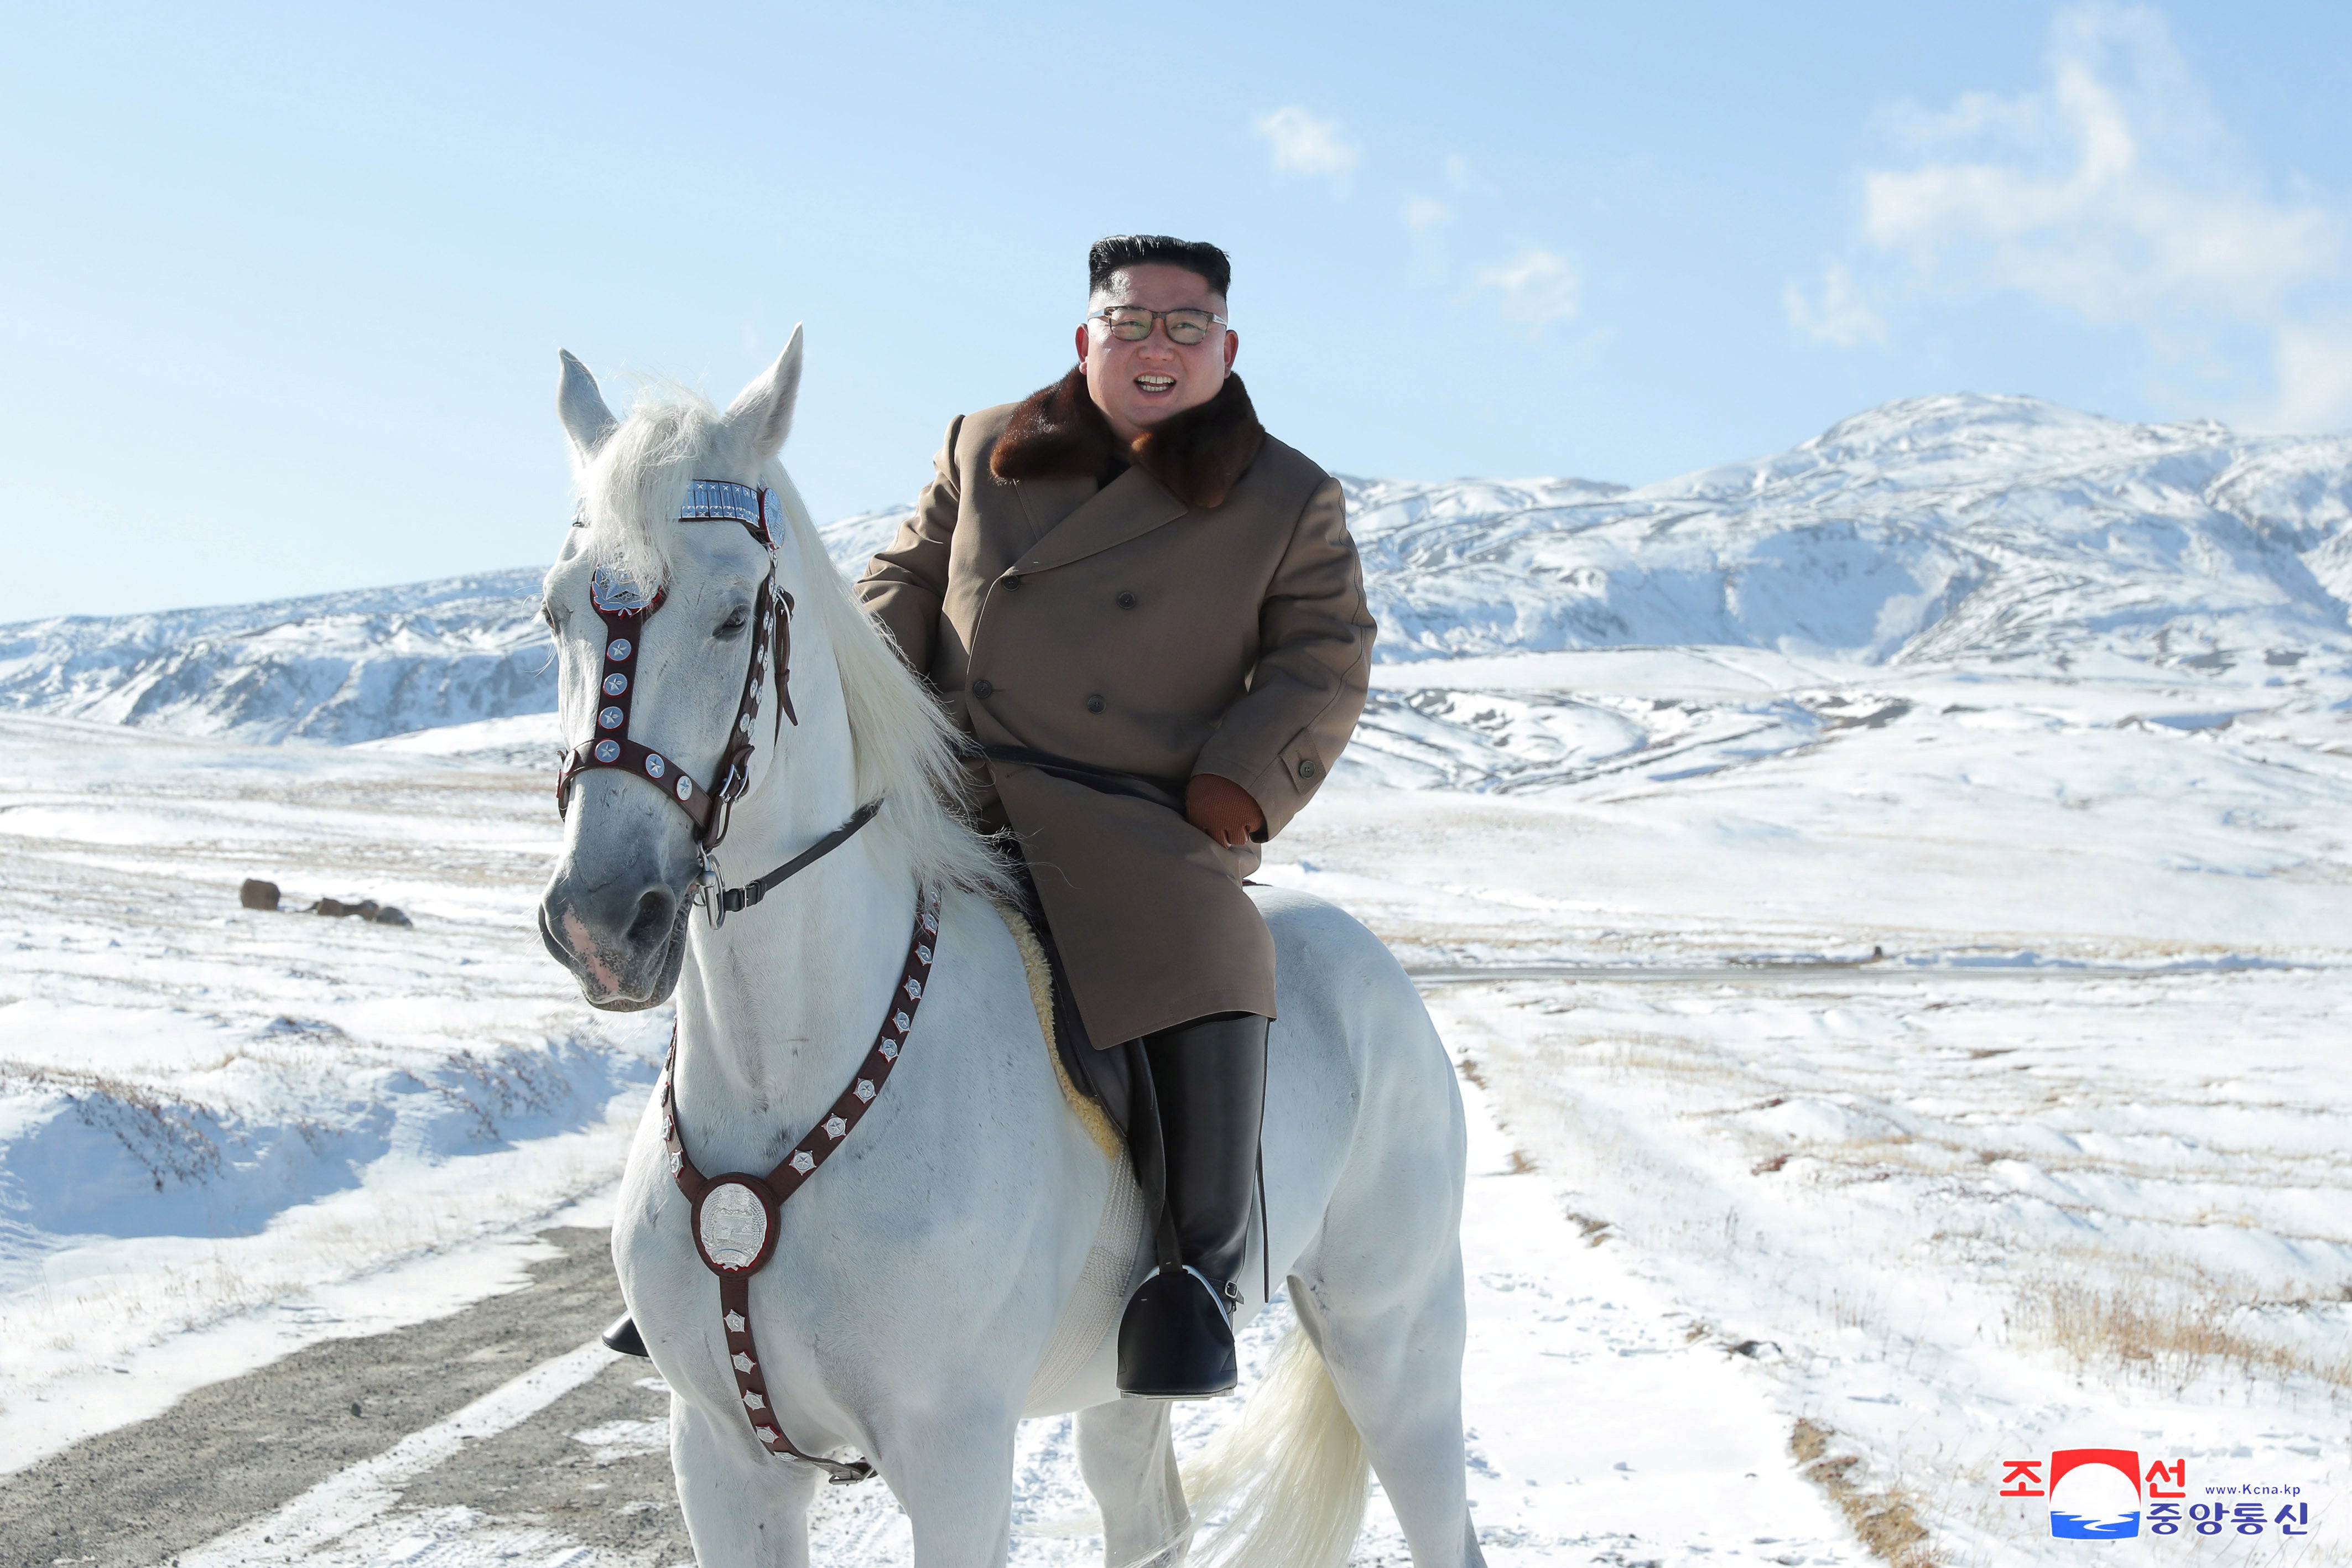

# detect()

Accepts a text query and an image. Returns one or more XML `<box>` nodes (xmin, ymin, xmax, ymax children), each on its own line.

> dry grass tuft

<box><xmin>2014</xmin><ymin>1272</ymin><xmax>2352</xmax><ymax>1392</ymax></box>
<box><xmin>0</xmin><ymin>1061</ymin><xmax>223</xmax><ymax>1190</ymax></box>
<box><xmin>1792</xmin><ymin>1418</ymin><xmax>1937</xmax><ymax>1568</ymax></box>
<box><xmin>1562</xmin><ymin>1210</ymin><xmax>1613</xmax><ymax>1246</ymax></box>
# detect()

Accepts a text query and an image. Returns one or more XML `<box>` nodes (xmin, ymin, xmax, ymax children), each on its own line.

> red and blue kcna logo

<box><xmin>2002</xmin><ymin>1448</ymin><xmax>2189</xmax><ymax>1539</ymax></box>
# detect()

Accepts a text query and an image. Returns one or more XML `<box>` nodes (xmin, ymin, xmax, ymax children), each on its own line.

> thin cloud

<box><xmin>1846</xmin><ymin>2</ymin><xmax>2350</xmax><ymax>426</ymax></box>
<box><xmin>1444</xmin><ymin>154</ymin><xmax>1492</xmax><ymax>196</ymax></box>
<box><xmin>1786</xmin><ymin>262</ymin><xmax>1886</xmax><ymax>346</ymax></box>
<box><xmin>2274</xmin><ymin>321</ymin><xmax>2352</xmax><ymax>430</ymax></box>
<box><xmin>1405</xmin><ymin>195</ymin><xmax>1453</xmax><ymax>233</ymax></box>
<box><xmin>1476</xmin><ymin>248</ymin><xmax>1579</xmax><ymax>332</ymax></box>
<box><xmin>1253</xmin><ymin>107</ymin><xmax>1359</xmax><ymax>180</ymax></box>
<box><xmin>0</xmin><ymin>300</ymin><xmax>543</xmax><ymax>470</ymax></box>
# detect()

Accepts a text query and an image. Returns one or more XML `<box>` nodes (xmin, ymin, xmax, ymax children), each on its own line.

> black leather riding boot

<box><xmin>1116</xmin><ymin>1012</ymin><xmax>1268</xmax><ymax>1399</ymax></box>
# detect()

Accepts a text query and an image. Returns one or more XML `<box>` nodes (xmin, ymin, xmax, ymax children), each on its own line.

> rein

<box><xmin>662</xmin><ymin>887</ymin><xmax>941</xmax><ymax>1483</ymax></box>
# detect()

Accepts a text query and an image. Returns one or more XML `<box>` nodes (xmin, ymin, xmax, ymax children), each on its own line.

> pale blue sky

<box><xmin>4</xmin><ymin>2</ymin><xmax>2348</xmax><ymax>618</ymax></box>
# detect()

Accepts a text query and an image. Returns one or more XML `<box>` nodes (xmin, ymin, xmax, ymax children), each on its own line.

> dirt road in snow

<box><xmin>4</xmin><ymin>1054</ymin><xmax>1877</xmax><ymax>1568</ymax></box>
<box><xmin>3</xmin><ymin>1227</ymin><xmax>690</xmax><ymax>1567</ymax></box>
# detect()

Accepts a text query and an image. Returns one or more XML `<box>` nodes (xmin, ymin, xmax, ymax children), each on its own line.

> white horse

<box><xmin>537</xmin><ymin>334</ymin><xmax>1484</xmax><ymax>1568</ymax></box>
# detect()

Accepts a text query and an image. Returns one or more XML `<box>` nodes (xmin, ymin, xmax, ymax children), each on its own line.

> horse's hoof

<box><xmin>602</xmin><ymin>1311</ymin><xmax>650</xmax><ymax>1358</ymax></box>
<box><xmin>1115</xmin><ymin>1267</ymin><xmax>1237</xmax><ymax>1398</ymax></box>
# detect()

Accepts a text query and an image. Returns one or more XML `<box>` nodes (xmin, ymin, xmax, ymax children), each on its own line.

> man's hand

<box><xmin>1186</xmin><ymin>773</ymin><xmax>1265</xmax><ymax>848</ymax></box>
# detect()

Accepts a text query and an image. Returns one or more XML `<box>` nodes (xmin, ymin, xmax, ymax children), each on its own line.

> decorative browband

<box><xmin>680</xmin><ymin>481</ymin><xmax>774</xmax><ymax>530</ymax></box>
<box><xmin>571</xmin><ymin>482</ymin><xmax>779</xmax><ymax>548</ymax></box>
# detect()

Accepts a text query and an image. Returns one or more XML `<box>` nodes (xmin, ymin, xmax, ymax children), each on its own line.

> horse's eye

<box><xmin>719</xmin><ymin>606</ymin><xmax>750</xmax><ymax>634</ymax></box>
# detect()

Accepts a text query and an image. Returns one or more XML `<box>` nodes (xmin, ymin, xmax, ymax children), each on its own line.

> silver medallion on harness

<box><xmin>698</xmin><ymin>1180</ymin><xmax>770</xmax><ymax>1272</ymax></box>
<box><xmin>590</xmin><ymin>563</ymin><xmax>654</xmax><ymax>613</ymax></box>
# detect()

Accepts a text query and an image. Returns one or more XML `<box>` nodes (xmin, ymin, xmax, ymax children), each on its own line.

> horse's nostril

<box><xmin>626</xmin><ymin>887</ymin><xmax>677</xmax><ymax>948</ymax></box>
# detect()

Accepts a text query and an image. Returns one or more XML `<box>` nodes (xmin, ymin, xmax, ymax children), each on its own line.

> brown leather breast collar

<box><xmin>660</xmin><ymin>887</ymin><xmax>941</xmax><ymax>1484</ymax></box>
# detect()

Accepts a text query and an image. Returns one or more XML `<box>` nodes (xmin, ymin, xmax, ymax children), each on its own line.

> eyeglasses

<box><xmin>1086</xmin><ymin>305</ymin><xmax>1230</xmax><ymax>346</ymax></box>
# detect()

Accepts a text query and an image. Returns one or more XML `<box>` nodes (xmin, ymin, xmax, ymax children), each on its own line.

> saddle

<box><xmin>1006</xmin><ymin>864</ymin><xmax>1139</xmax><ymax>1147</ymax></box>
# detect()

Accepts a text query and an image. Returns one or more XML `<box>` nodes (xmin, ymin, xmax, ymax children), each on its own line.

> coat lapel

<box><xmin>1013</xmin><ymin>466</ymin><xmax>1189</xmax><ymax>576</ymax></box>
<box><xmin>1004</xmin><ymin>472</ymin><xmax>1094</xmax><ymax>556</ymax></box>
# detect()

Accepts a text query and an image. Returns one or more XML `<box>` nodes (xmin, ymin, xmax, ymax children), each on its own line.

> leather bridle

<box><xmin>555</xmin><ymin>480</ymin><xmax>877</xmax><ymax>926</ymax></box>
<box><xmin>557</xmin><ymin>478</ymin><xmax>923</xmax><ymax>1486</ymax></box>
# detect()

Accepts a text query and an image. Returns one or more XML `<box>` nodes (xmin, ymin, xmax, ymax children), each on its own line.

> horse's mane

<box><xmin>574</xmin><ymin>390</ymin><xmax>1013</xmax><ymax>903</ymax></box>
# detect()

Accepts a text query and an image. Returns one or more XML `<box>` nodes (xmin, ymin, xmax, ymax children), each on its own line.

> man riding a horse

<box><xmin>856</xmin><ymin>235</ymin><xmax>1375</xmax><ymax>1398</ymax></box>
<box><xmin>548</xmin><ymin>275</ymin><xmax>1481</xmax><ymax>1565</ymax></box>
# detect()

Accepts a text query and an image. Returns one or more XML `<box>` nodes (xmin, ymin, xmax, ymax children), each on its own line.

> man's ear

<box><xmin>719</xmin><ymin>326</ymin><xmax>805</xmax><ymax>471</ymax></box>
<box><xmin>1074</xmin><ymin>322</ymin><xmax>1091</xmax><ymax>367</ymax></box>
<box><xmin>556</xmin><ymin>350</ymin><xmax>618</xmax><ymax>461</ymax></box>
<box><xmin>1223</xmin><ymin>329</ymin><xmax>1239</xmax><ymax>372</ymax></box>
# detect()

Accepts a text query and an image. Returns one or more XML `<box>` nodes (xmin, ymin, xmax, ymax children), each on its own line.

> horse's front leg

<box><xmin>1076</xmin><ymin>1399</ymin><xmax>1188</xmax><ymax>1567</ymax></box>
<box><xmin>670</xmin><ymin>1393</ymin><xmax>820</xmax><ymax>1568</ymax></box>
<box><xmin>872</xmin><ymin>1398</ymin><xmax>1020</xmax><ymax>1567</ymax></box>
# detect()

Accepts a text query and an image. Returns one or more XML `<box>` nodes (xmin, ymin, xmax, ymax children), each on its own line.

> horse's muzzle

<box><xmin>539</xmin><ymin>870</ymin><xmax>693</xmax><ymax>1010</ymax></box>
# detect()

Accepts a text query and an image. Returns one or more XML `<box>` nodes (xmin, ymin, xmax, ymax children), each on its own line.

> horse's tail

<box><xmin>1178</xmin><ymin>1325</ymin><xmax>1371</xmax><ymax>1568</ymax></box>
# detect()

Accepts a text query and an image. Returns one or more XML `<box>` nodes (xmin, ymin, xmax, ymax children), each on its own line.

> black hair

<box><xmin>1087</xmin><ymin>235</ymin><xmax>1231</xmax><ymax>301</ymax></box>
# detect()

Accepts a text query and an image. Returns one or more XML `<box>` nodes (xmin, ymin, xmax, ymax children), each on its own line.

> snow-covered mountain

<box><xmin>3</xmin><ymin>394</ymin><xmax>2346</xmax><ymax>743</ymax></box>
<box><xmin>1351</xmin><ymin>394</ymin><xmax>2352</xmax><ymax>668</ymax></box>
<box><xmin>0</xmin><ymin>572</ymin><xmax>551</xmax><ymax>745</ymax></box>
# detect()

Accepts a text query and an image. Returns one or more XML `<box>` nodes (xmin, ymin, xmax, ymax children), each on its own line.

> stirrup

<box><xmin>1116</xmin><ymin>1264</ymin><xmax>1239</xmax><ymax>1399</ymax></box>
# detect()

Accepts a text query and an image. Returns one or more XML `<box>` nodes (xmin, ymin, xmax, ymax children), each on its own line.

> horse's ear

<box><xmin>557</xmin><ymin>350</ymin><xmax>618</xmax><ymax>461</ymax></box>
<box><xmin>720</xmin><ymin>326</ymin><xmax>804</xmax><ymax>469</ymax></box>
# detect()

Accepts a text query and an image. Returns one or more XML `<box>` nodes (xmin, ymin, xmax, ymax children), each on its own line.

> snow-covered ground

<box><xmin>8</xmin><ymin>643</ymin><xmax>2349</xmax><ymax>1562</ymax></box>
<box><xmin>0</xmin><ymin>713</ymin><xmax>664</xmax><ymax>1463</ymax></box>
<box><xmin>6</xmin><ymin>392</ymin><xmax>2351</xmax><ymax>1562</ymax></box>
<box><xmin>1286</xmin><ymin>649</ymin><xmax>2352</xmax><ymax>1565</ymax></box>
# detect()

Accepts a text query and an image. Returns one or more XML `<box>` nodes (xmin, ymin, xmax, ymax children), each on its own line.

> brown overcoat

<box><xmin>856</xmin><ymin>369</ymin><xmax>1375</xmax><ymax>1046</ymax></box>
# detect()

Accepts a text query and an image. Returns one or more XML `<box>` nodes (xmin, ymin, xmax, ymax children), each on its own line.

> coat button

<box><xmin>1002</xmin><ymin>575</ymin><xmax>1022</xmax><ymax>590</ymax></box>
<box><xmin>1298</xmin><ymin>758</ymin><xmax>1318</xmax><ymax>778</ymax></box>
<box><xmin>971</xmin><ymin>679</ymin><xmax>994</xmax><ymax>699</ymax></box>
<box><xmin>1116</xmin><ymin>591</ymin><xmax>1137</xmax><ymax>609</ymax></box>
<box><xmin>1085</xmin><ymin>695</ymin><xmax>1105</xmax><ymax>713</ymax></box>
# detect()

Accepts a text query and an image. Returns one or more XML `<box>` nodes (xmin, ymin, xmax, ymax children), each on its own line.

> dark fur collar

<box><xmin>990</xmin><ymin>366</ymin><xmax>1266</xmax><ymax>510</ymax></box>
